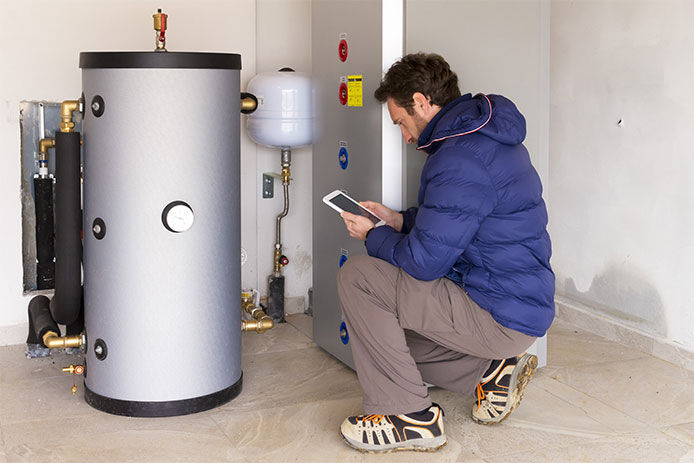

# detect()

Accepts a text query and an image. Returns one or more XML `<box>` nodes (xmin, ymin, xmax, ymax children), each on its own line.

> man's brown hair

<box><xmin>374</xmin><ymin>53</ymin><xmax>461</xmax><ymax>114</ymax></box>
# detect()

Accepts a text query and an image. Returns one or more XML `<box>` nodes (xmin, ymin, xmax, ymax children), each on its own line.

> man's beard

<box><xmin>413</xmin><ymin>113</ymin><xmax>429</xmax><ymax>140</ymax></box>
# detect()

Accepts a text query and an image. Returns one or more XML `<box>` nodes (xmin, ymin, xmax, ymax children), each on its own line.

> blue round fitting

<box><xmin>339</xmin><ymin>321</ymin><xmax>349</xmax><ymax>345</ymax></box>
<box><xmin>339</xmin><ymin>254</ymin><xmax>348</xmax><ymax>267</ymax></box>
<box><xmin>338</xmin><ymin>147</ymin><xmax>349</xmax><ymax>170</ymax></box>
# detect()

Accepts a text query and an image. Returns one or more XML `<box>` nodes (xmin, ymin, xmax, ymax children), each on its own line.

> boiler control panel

<box><xmin>312</xmin><ymin>0</ymin><xmax>396</xmax><ymax>369</ymax></box>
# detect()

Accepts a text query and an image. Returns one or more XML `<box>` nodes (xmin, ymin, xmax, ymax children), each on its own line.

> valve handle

<box><xmin>62</xmin><ymin>364</ymin><xmax>84</xmax><ymax>395</ymax></box>
<box><xmin>279</xmin><ymin>255</ymin><xmax>289</xmax><ymax>266</ymax></box>
<box><xmin>160</xmin><ymin>13</ymin><xmax>167</xmax><ymax>42</ymax></box>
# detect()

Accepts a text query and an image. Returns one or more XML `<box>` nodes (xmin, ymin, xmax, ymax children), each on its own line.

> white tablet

<box><xmin>322</xmin><ymin>190</ymin><xmax>386</xmax><ymax>227</ymax></box>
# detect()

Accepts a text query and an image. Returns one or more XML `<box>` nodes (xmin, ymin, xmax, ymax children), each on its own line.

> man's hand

<box><xmin>360</xmin><ymin>201</ymin><xmax>403</xmax><ymax>232</ymax></box>
<box><xmin>341</xmin><ymin>212</ymin><xmax>374</xmax><ymax>241</ymax></box>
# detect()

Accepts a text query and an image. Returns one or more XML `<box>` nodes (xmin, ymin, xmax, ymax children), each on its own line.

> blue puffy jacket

<box><xmin>366</xmin><ymin>93</ymin><xmax>555</xmax><ymax>337</ymax></box>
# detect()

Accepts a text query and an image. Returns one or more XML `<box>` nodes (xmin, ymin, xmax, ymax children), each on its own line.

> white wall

<box><xmin>550</xmin><ymin>0</ymin><xmax>694</xmax><ymax>350</ymax></box>
<box><xmin>404</xmin><ymin>0</ymin><xmax>550</xmax><ymax>206</ymax></box>
<box><xmin>0</xmin><ymin>0</ymin><xmax>313</xmax><ymax>345</ymax></box>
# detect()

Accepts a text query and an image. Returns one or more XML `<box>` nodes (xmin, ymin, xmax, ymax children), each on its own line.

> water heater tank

<box><xmin>246</xmin><ymin>69</ymin><xmax>312</xmax><ymax>148</ymax></box>
<box><xmin>79</xmin><ymin>51</ymin><xmax>243</xmax><ymax>417</ymax></box>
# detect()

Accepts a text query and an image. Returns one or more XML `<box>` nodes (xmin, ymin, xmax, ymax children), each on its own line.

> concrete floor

<box><xmin>1</xmin><ymin>314</ymin><xmax>693</xmax><ymax>462</ymax></box>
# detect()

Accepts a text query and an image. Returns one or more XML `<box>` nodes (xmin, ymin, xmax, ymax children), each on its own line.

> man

<box><xmin>336</xmin><ymin>53</ymin><xmax>555</xmax><ymax>452</ymax></box>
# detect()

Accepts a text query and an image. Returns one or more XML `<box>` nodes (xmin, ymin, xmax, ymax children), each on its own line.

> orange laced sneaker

<box><xmin>340</xmin><ymin>404</ymin><xmax>446</xmax><ymax>452</ymax></box>
<box><xmin>472</xmin><ymin>353</ymin><xmax>537</xmax><ymax>424</ymax></box>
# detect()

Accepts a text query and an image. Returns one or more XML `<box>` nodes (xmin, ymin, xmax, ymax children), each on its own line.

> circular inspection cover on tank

<box><xmin>162</xmin><ymin>201</ymin><xmax>195</xmax><ymax>233</ymax></box>
<box><xmin>79</xmin><ymin>52</ymin><xmax>241</xmax><ymax>70</ymax></box>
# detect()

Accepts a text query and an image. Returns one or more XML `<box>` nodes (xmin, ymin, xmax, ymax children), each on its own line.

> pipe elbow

<box><xmin>59</xmin><ymin>100</ymin><xmax>80</xmax><ymax>133</ymax></box>
<box><xmin>50</xmin><ymin>292</ymin><xmax>82</xmax><ymax>326</ymax></box>
<box><xmin>38</xmin><ymin>138</ymin><xmax>55</xmax><ymax>156</ymax></box>
<box><xmin>42</xmin><ymin>331</ymin><xmax>83</xmax><ymax>349</ymax></box>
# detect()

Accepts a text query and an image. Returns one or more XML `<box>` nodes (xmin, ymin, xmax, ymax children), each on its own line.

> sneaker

<box><xmin>340</xmin><ymin>403</ymin><xmax>447</xmax><ymax>453</ymax></box>
<box><xmin>472</xmin><ymin>353</ymin><xmax>538</xmax><ymax>425</ymax></box>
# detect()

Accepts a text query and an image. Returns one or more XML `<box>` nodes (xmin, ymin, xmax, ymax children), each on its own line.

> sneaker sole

<box><xmin>473</xmin><ymin>353</ymin><xmax>538</xmax><ymax>425</ymax></box>
<box><xmin>340</xmin><ymin>432</ymin><xmax>447</xmax><ymax>453</ymax></box>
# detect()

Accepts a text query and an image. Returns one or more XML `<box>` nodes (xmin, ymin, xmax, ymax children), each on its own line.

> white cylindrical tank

<box><xmin>80</xmin><ymin>51</ymin><xmax>242</xmax><ymax>417</ymax></box>
<box><xmin>246</xmin><ymin>69</ymin><xmax>312</xmax><ymax>148</ymax></box>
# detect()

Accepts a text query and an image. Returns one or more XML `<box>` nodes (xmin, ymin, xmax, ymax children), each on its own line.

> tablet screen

<box><xmin>328</xmin><ymin>193</ymin><xmax>382</xmax><ymax>225</ymax></box>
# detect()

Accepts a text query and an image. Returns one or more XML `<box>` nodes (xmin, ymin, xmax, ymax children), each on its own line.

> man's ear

<box><xmin>411</xmin><ymin>92</ymin><xmax>431</xmax><ymax>115</ymax></box>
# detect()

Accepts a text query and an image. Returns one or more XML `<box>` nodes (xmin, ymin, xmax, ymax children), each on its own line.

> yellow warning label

<box><xmin>347</xmin><ymin>75</ymin><xmax>363</xmax><ymax>107</ymax></box>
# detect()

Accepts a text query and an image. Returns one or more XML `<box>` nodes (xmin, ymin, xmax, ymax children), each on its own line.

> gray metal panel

<box><xmin>82</xmin><ymin>68</ymin><xmax>241</xmax><ymax>401</ymax></box>
<box><xmin>312</xmin><ymin>0</ymin><xmax>383</xmax><ymax>368</ymax></box>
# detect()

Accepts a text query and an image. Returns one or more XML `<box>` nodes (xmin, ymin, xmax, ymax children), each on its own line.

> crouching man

<box><xmin>337</xmin><ymin>53</ymin><xmax>555</xmax><ymax>452</ymax></box>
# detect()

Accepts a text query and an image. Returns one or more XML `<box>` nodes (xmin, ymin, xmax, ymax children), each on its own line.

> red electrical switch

<box><xmin>338</xmin><ymin>39</ymin><xmax>348</xmax><ymax>62</ymax></box>
<box><xmin>339</xmin><ymin>82</ymin><xmax>348</xmax><ymax>106</ymax></box>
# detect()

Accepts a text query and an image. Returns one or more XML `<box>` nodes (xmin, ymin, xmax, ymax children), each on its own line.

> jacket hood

<box><xmin>417</xmin><ymin>93</ymin><xmax>527</xmax><ymax>152</ymax></box>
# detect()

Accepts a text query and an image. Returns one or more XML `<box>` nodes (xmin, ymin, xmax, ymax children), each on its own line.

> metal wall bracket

<box><xmin>262</xmin><ymin>173</ymin><xmax>277</xmax><ymax>198</ymax></box>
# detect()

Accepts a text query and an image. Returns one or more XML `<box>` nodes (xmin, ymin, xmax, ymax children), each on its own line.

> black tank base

<box><xmin>84</xmin><ymin>374</ymin><xmax>242</xmax><ymax>417</ymax></box>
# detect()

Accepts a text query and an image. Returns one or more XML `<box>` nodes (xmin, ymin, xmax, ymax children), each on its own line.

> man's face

<box><xmin>387</xmin><ymin>97</ymin><xmax>430</xmax><ymax>145</ymax></box>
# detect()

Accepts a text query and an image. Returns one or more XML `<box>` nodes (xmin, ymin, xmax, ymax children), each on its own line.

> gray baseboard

<box><xmin>0</xmin><ymin>321</ymin><xmax>28</xmax><ymax>347</ymax></box>
<box><xmin>555</xmin><ymin>295</ymin><xmax>694</xmax><ymax>372</ymax></box>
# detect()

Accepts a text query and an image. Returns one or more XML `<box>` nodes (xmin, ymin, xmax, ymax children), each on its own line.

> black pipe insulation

<box><xmin>33</xmin><ymin>177</ymin><xmax>55</xmax><ymax>290</ymax></box>
<box><xmin>267</xmin><ymin>275</ymin><xmax>285</xmax><ymax>323</ymax></box>
<box><xmin>49</xmin><ymin>131</ymin><xmax>82</xmax><ymax>325</ymax></box>
<box><xmin>65</xmin><ymin>292</ymin><xmax>85</xmax><ymax>337</ymax></box>
<box><xmin>26</xmin><ymin>295</ymin><xmax>60</xmax><ymax>344</ymax></box>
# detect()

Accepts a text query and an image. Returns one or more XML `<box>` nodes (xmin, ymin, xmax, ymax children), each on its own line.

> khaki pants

<box><xmin>337</xmin><ymin>255</ymin><xmax>535</xmax><ymax>415</ymax></box>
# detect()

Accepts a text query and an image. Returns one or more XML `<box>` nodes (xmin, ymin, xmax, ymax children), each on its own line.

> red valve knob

<box><xmin>338</xmin><ymin>39</ymin><xmax>348</xmax><ymax>62</ymax></box>
<box><xmin>280</xmin><ymin>255</ymin><xmax>289</xmax><ymax>266</ymax></box>
<box><xmin>339</xmin><ymin>82</ymin><xmax>348</xmax><ymax>106</ymax></box>
<box><xmin>75</xmin><ymin>365</ymin><xmax>84</xmax><ymax>375</ymax></box>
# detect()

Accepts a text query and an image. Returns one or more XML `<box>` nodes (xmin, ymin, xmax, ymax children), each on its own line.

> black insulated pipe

<box><xmin>27</xmin><ymin>295</ymin><xmax>60</xmax><ymax>344</ymax></box>
<box><xmin>65</xmin><ymin>293</ymin><xmax>85</xmax><ymax>337</ymax></box>
<box><xmin>50</xmin><ymin>131</ymin><xmax>82</xmax><ymax>325</ymax></box>
<box><xmin>33</xmin><ymin>177</ymin><xmax>55</xmax><ymax>289</ymax></box>
<box><xmin>267</xmin><ymin>275</ymin><xmax>285</xmax><ymax>323</ymax></box>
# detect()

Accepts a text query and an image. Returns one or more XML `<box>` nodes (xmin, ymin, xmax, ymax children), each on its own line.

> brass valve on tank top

<box><xmin>153</xmin><ymin>9</ymin><xmax>168</xmax><ymax>52</ymax></box>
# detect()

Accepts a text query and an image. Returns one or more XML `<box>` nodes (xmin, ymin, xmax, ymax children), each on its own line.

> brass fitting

<box><xmin>242</xmin><ymin>318</ymin><xmax>274</xmax><ymax>334</ymax></box>
<box><xmin>38</xmin><ymin>138</ymin><xmax>55</xmax><ymax>157</ymax></box>
<box><xmin>281</xmin><ymin>166</ymin><xmax>291</xmax><ymax>184</ymax></box>
<box><xmin>241</xmin><ymin>97</ymin><xmax>258</xmax><ymax>113</ymax></box>
<box><xmin>241</xmin><ymin>293</ymin><xmax>254</xmax><ymax>315</ymax></box>
<box><xmin>42</xmin><ymin>331</ymin><xmax>83</xmax><ymax>349</ymax></box>
<box><xmin>273</xmin><ymin>248</ymin><xmax>282</xmax><ymax>275</ymax></box>
<box><xmin>59</xmin><ymin>100</ymin><xmax>80</xmax><ymax>133</ymax></box>
<box><xmin>153</xmin><ymin>9</ymin><xmax>168</xmax><ymax>51</ymax></box>
<box><xmin>62</xmin><ymin>364</ymin><xmax>84</xmax><ymax>375</ymax></box>
<box><xmin>240</xmin><ymin>291</ymin><xmax>274</xmax><ymax>333</ymax></box>
<box><xmin>241</xmin><ymin>294</ymin><xmax>265</xmax><ymax>320</ymax></box>
<box><xmin>153</xmin><ymin>11</ymin><xmax>164</xmax><ymax>30</ymax></box>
